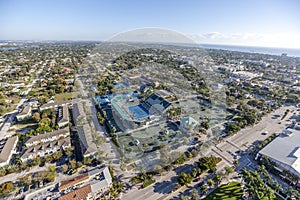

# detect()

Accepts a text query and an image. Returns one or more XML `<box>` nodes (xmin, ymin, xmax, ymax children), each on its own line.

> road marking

<box><xmin>211</xmin><ymin>148</ymin><xmax>232</xmax><ymax>164</ymax></box>
<box><xmin>225</xmin><ymin>140</ymin><xmax>242</xmax><ymax>150</ymax></box>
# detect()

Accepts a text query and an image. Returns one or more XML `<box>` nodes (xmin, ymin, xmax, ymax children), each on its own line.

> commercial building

<box><xmin>258</xmin><ymin>128</ymin><xmax>300</xmax><ymax>177</ymax></box>
<box><xmin>58</xmin><ymin>167</ymin><xmax>112</xmax><ymax>200</ymax></box>
<box><xmin>59</xmin><ymin>184</ymin><xmax>92</xmax><ymax>200</ymax></box>
<box><xmin>59</xmin><ymin>173</ymin><xmax>90</xmax><ymax>192</ymax></box>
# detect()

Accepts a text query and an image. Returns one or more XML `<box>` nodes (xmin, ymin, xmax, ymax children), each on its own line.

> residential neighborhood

<box><xmin>0</xmin><ymin>39</ymin><xmax>299</xmax><ymax>200</ymax></box>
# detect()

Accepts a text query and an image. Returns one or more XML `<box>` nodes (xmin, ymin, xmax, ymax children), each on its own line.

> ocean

<box><xmin>200</xmin><ymin>44</ymin><xmax>300</xmax><ymax>58</ymax></box>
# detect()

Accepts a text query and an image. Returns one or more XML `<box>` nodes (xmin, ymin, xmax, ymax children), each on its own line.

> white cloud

<box><xmin>189</xmin><ymin>32</ymin><xmax>300</xmax><ymax>48</ymax></box>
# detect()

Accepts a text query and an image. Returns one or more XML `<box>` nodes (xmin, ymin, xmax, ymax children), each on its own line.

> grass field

<box><xmin>54</xmin><ymin>92</ymin><xmax>80</xmax><ymax>101</ymax></box>
<box><xmin>205</xmin><ymin>182</ymin><xmax>243</xmax><ymax>200</ymax></box>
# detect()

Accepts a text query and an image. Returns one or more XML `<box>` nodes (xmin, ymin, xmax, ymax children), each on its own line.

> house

<box><xmin>57</xmin><ymin>105</ymin><xmax>69</xmax><ymax>128</ymax></box>
<box><xmin>258</xmin><ymin>128</ymin><xmax>300</xmax><ymax>178</ymax></box>
<box><xmin>21</xmin><ymin>137</ymin><xmax>71</xmax><ymax>162</ymax></box>
<box><xmin>0</xmin><ymin>136</ymin><xmax>18</xmax><ymax>167</ymax></box>
<box><xmin>16</xmin><ymin>106</ymin><xmax>32</xmax><ymax>122</ymax></box>
<box><xmin>77</xmin><ymin>125</ymin><xmax>97</xmax><ymax>158</ymax></box>
<box><xmin>24</xmin><ymin>127</ymin><xmax>70</xmax><ymax>147</ymax></box>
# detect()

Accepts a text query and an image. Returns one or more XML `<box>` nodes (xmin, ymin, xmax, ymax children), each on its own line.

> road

<box><xmin>211</xmin><ymin>105</ymin><xmax>295</xmax><ymax>165</ymax></box>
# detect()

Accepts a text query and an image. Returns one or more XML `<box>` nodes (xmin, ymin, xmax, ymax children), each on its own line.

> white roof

<box><xmin>89</xmin><ymin>167</ymin><xmax>112</xmax><ymax>193</ymax></box>
<box><xmin>259</xmin><ymin>128</ymin><xmax>300</xmax><ymax>174</ymax></box>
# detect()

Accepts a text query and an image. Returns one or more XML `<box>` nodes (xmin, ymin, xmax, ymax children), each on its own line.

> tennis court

<box><xmin>129</xmin><ymin>105</ymin><xmax>149</xmax><ymax>119</ymax></box>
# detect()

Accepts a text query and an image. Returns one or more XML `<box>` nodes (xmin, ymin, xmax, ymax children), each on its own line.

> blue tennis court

<box><xmin>128</xmin><ymin>105</ymin><xmax>149</xmax><ymax>119</ymax></box>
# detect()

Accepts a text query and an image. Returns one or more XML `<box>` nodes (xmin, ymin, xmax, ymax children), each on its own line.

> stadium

<box><xmin>95</xmin><ymin>90</ymin><xmax>172</xmax><ymax>131</ymax></box>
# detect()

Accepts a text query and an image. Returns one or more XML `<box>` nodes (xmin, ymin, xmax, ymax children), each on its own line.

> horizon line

<box><xmin>0</xmin><ymin>39</ymin><xmax>300</xmax><ymax>50</ymax></box>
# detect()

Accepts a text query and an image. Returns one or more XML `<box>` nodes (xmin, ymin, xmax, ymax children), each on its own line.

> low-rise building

<box><xmin>58</xmin><ymin>167</ymin><xmax>112</xmax><ymax>200</ymax></box>
<box><xmin>180</xmin><ymin>116</ymin><xmax>198</xmax><ymax>131</ymax></box>
<box><xmin>39</xmin><ymin>100</ymin><xmax>72</xmax><ymax>111</ymax></box>
<box><xmin>16</xmin><ymin>106</ymin><xmax>32</xmax><ymax>122</ymax></box>
<box><xmin>258</xmin><ymin>128</ymin><xmax>300</xmax><ymax>178</ymax></box>
<box><xmin>59</xmin><ymin>173</ymin><xmax>89</xmax><ymax>192</ymax></box>
<box><xmin>24</xmin><ymin>127</ymin><xmax>70</xmax><ymax>147</ymax></box>
<box><xmin>59</xmin><ymin>184</ymin><xmax>92</xmax><ymax>200</ymax></box>
<box><xmin>88</xmin><ymin>167</ymin><xmax>112</xmax><ymax>195</ymax></box>
<box><xmin>0</xmin><ymin>136</ymin><xmax>18</xmax><ymax>167</ymax></box>
<box><xmin>77</xmin><ymin>125</ymin><xmax>97</xmax><ymax>158</ymax></box>
<box><xmin>21</xmin><ymin>137</ymin><xmax>71</xmax><ymax>162</ymax></box>
<box><xmin>57</xmin><ymin>105</ymin><xmax>69</xmax><ymax>128</ymax></box>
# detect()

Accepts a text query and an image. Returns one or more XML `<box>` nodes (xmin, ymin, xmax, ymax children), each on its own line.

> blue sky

<box><xmin>0</xmin><ymin>0</ymin><xmax>299</xmax><ymax>48</ymax></box>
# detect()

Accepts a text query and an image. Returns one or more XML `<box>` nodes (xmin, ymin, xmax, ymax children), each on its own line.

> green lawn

<box><xmin>205</xmin><ymin>182</ymin><xmax>244</xmax><ymax>200</ymax></box>
<box><xmin>54</xmin><ymin>92</ymin><xmax>80</xmax><ymax>101</ymax></box>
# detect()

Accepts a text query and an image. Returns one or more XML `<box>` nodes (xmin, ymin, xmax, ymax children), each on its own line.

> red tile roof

<box><xmin>58</xmin><ymin>184</ymin><xmax>92</xmax><ymax>200</ymax></box>
<box><xmin>59</xmin><ymin>173</ymin><xmax>89</xmax><ymax>191</ymax></box>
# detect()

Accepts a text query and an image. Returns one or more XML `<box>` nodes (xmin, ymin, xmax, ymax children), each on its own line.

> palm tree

<box><xmin>200</xmin><ymin>184</ymin><xmax>208</xmax><ymax>194</ymax></box>
<box><xmin>273</xmin><ymin>182</ymin><xmax>282</xmax><ymax>193</ymax></box>
<box><xmin>180</xmin><ymin>195</ymin><xmax>189</xmax><ymax>200</ymax></box>
<box><xmin>224</xmin><ymin>166</ymin><xmax>234</xmax><ymax>175</ymax></box>
<box><xmin>190</xmin><ymin>188</ymin><xmax>200</xmax><ymax>200</ymax></box>
<box><xmin>207</xmin><ymin>179</ymin><xmax>214</xmax><ymax>188</ymax></box>
<box><xmin>214</xmin><ymin>174</ymin><xmax>222</xmax><ymax>185</ymax></box>
<box><xmin>192</xmin><ymin>168</ymin><xmax>201</xmax><ymax>178</ymax></box>
<box><xmin>265</xmin><ymin>173</ymin><xmax>273</xmax><ymax>185</ymax></box>
<box><xmin>233</xmin><ymin>159</ymin><xmax>239</xmax><ymax>166</ymax></box>
<box><xmin>258</xmin><ymin>165</ymin><xmax>268</xmax><ymax>176</ymax></box>
<box><xmin>114</xmin><ymin>181</ymin><xmax>125</xmax><ymax>193</ymax></box>
<box><xmin>287</xmin><ymin>187</ymin><xmax>299</xmax><ymax>199</ymax></box>
<box><xmin>264</xmin><ymin>187</ymin><xmax>275</xmax><ymax>200</ymax></box>
<box><xmin>178</xmin><ymin>172</ymin><xmax>193</xmax><ymax>186</ymax></box>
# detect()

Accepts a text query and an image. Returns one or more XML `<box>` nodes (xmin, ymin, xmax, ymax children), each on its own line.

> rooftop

<box><xmin>57</xmin><ymin>105</ymin><xmax>69</xmax><ymax>125</ymax></box>
<box><xmin>59</xmin><ymin>173</ymin><xmax>89</xmax><ymax>191</ymax></box>
<box><xmin>259</xmin><ymin>128</ymin><xmax>300</xmax><ymax>175</ymax></box>
<box><xmin>89</xmin><ymin>167</ymin><xmax>112</xmax><ymax>192</ymax></box>
<box><xmin>58</xmin><ymin>184</ymin><xmax>92</xmax><ymax>200</ymax></box>
<box><xmin>77</xmin><ymin>124</ymin><xmax>97</xmax><ymax>156</ymax></box>
<box><xmin>72</xmin><ymin>102</ymin><xmax>85</xmax><ymax>120</ymax></box>
<box><xmin>0</xmin><ymin>136</ymin><xmax>18</xmax><ymax>163</ymax></box>
<box><xmin>25</xmin><ymin>127</ymin><xmax>69</xmax><ymax>146</ymax></box>
<box><xmin>17</xmin><ymin>106</ymin><xmax>31</xmax><ymax>116</ymax></box>
<box><xmin>40</xmin><ymin>100</ymin><xmax>72</xmax><ymax>110</ymax></box>
<box><xmin>21</xmin><ymin>137</ymin><xmax>70</xmax><ymax>160</ymax></box>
